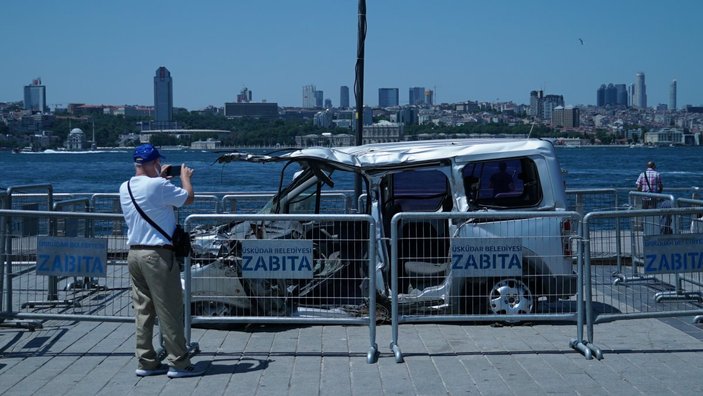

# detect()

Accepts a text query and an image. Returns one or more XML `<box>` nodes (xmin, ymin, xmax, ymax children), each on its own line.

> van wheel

<box><xmin>488</xmin><ymin>278</ymin><xmax>534</xmax><ymax>317</ymax></box>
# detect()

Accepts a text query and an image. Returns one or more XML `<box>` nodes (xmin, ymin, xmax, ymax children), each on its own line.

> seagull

<box><xmin>578</xmin><ymin>38</ymin><xmax>584</xmax><ymax>45</ymax></box>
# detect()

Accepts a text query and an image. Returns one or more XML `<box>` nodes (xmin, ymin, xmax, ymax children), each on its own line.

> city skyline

<box><xmin>2</xmin><ymin>1</ymin><xmax>702</xmax><ymax>110</ymax></box>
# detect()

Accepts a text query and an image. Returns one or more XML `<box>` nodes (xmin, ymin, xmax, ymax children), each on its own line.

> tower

<box><xmin>669</xmin><ymin>80</ymin><xmax>677</xmax><ymax>111</ymax></box>
<box><xmin>340</xmin><ymin>86</ymin><xmax>350</xmax><ymax>109</ymax></box>
<box><xmin>634</xmin><ymin>72</ymin><xmax>647</xmax><ymax>109</ymax></box>
<box><xmin>303</xmin><ymin>84</ymin><xmax>316</xmax><ymax>108</ymax></box>
<box><xmin>153</xmin><ymin>66</ymin><xmax>173</xmax><ymax>128</ymax></box>
<box><xmin>23</xmin><ymin>78</ymin><xmax>47</xmax><ymax>114</ymax></box>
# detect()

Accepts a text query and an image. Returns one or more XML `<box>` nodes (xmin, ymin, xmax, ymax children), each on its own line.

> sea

<box><xmin>1</xmin><ymin>145</ymin><xmax>702</xmax><ymax>194</ymax></box>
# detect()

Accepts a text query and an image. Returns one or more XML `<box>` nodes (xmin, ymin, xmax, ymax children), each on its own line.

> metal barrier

<box><xmin>387</xmin><ymin>211</ymin><xmax>583</xmax><ymax>362</ymax></box>
<box><xmin>222</xmin><ymin>192</ymin><xmax>353</xmax><ymax>214</ymax></box>
<box><xmin>0</xmin><ymin>209</ymin><xmax>132</xmax><ymax>323</ymax></box>
<box><xmin>566</xmin><ymin>188</ymin><xmax>619</xmax><ymax>214</ymax></box>
<box><xmin>576</xmin><ymin>206</ymin><xmax>703</xmax><ymax>360</ymax></box>
<box><xmin>182</xmin><ymin>213</ymin><xmax>379</xmax><ymax>363</ymax></box>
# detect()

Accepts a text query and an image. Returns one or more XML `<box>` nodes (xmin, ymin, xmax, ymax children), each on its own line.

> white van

<box><xmin>193</xmin><ymin>138</ymin><xmax>576</xmax><ymax>316</ymax></box>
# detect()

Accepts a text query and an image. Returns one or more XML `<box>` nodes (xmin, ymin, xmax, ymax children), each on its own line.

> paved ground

<box><xmin>1</xmin><ymin>315</ymin><xmax>703</xmax><ymax>395</ymax></box>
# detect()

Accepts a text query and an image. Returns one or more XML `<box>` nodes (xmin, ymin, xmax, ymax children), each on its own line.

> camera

<box><xmin>166</xmin><ymin>165</ymin><xmax>181</xmax><ymax>177</ymax></box>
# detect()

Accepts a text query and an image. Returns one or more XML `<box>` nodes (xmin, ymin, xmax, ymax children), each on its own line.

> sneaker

<box><xmin>135</xmin><ymin>363</ymin><xmax>169</xmax><ymax>377</ymax></box>
<box><xmin>167</xmin><ymin>364</ymin><xmax>206</xmax><ymax>378</ymax></box>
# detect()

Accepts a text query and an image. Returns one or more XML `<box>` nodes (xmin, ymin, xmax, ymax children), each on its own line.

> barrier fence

<box><xmin>181</xmin><ymin>213</ymin><xmax>379</xmax><ymax>363</ymax></box>
<box><xmin>387</xmin><ymin>211</ymin><xmax>584</xmax><ymax>362</ymax></box>
<box><xmin>575</xmin><ymin>204</ymin><xmax>703</xmax><ymax>360</ymax></box>
<box><xmin>0</xmin><ymin>209</ymin><xmax>131</xmax><ymax>323</ymax></box>
<box><xmin>3</xmin><ymin>185</ymin><xmax>703</xmax><ymax>362</ymax></box>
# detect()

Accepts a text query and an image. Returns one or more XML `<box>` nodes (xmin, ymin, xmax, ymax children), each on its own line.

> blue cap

<box><xmin>133</xmin><ymin>144</ymin><xmax>163</xmax><ymax>163</ymax></box>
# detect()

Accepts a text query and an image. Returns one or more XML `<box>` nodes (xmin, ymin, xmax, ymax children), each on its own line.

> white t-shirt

<box><xmin>119</xmin><ymin>175</ymin><xmax>189</xmax><ymax>246</ymax></box>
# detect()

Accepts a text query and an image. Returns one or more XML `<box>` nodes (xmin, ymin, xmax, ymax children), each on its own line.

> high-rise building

<box><xmin>615</xmin><ymin>84</ymin><xmax>628</xmax><ymax>107</ymax></box>
<box><xmin>409</xmin><ymin>87</ymin><xmax>425</xmax><ymax>105</ymax></box>
<box><xmin>597</xmin><ymin>83</ymin><xmax>627</xmax><ymax>107</ymax></box>
<box><xmin>314</xmin><ymin>90</ymin><xmax>324</xmax><ymax>108</ymax></box>
<box><xmin>634</xmin><ymin>72</ymin><xmax>647</xmax><ymax>109</ymax></box>
<box><xmin>424</xmin><ymin>89</ymin><xmax>434</xmax><ymax>106</ymax></box>
<box><xmin>340</xmin><ymin>86</ymin><xmax>350</xmax><ymax>109</ymax></box>
<box><xmin>378</xmin><ymin>88</ymin><xmax>399</xmax><ymax>107</ymax></box>
<box><xmin>552</xmin><ymin>106</ymin><xmax>580</xmax><ymax>128</ymax></box>
<box><xmin>303</xmin><ymin>84</ymin><xmax>316</xmax><ymax>108</ymax></box>
<box><xmin>24</xmin><ymin>78</ymin><xmax>47</xmax><ymax>114</ymax></box>
<box><xmin>153</xmin><ymin>66</ymin><xmax>173</xmax><ymax>127</ymax></box>
<box><xmin>237</xmin><ymin>87</ymin><xmax>252</xmax><ymax>103</ymax></box>
<box><xmin>670</xmin><ymin>80</ymin><xmax>677</xmax><ymax>111</ymax></box>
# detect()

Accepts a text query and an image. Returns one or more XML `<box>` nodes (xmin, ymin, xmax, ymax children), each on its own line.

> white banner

<box><xmin>450</xmin><ymin>237</ymin><xmax>522</xmax><ymax>278</ymax></box>
<box><xmin>644</xmin><ymin>234</ymin><xmax>703</xmax><ymax>274</ymax></box>
<box><xmin>241</xmin><ymin>239</ymin><xmax>314</xmax><ymax>279</ymax></box>
<box><xmin>36</xmin><ymin>237</ymin><xmax>108</xmax><ymax>277</ymax></box>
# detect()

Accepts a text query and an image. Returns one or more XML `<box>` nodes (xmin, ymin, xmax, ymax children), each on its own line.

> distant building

<box><xmin>65</xmin><ymin>128</ymin><xmax>85</xmax><ymax>150</ymax></box>
<box><xmin>302</xmin><ymin>85</ymin><xmax>316</xmax><ymax>108</ymax></box>
<box><xmin>530</xmin><ymin>90</ymin><xmax>563</xmax><ymax>121</ymax></box>
<box><xmin>313</xmin><ymin>109</ymin><xmax>334</xmax><ymax>128</ymax></box>
<box><xmin>644</xmin><ymin>127</ymin><xmax>685</xmax><ymax>145</ymax></box>
<box><xmin>24</xmin><ymin>78</ymin><xmax>47</xmax><ymax>114</ymax></box>
<box><xmin>362</xmin><ymin>120</ymin><xmax>404</xmax><ymax>144</ymax></box>
<box><xmin>378</xmin><ymin>88</ymin><xmax>399</xmax><ymax>107</ymax></box>
<box><xmin>615</xmin><ymin>84</ymin><xmax>628</xmax><ymax>106</ymax></box>
<box><xmin>669</xmin><ymin>80</ymin><xmax>677</xmax><ymax>111</ymax></box>
<box><xmin>340</xmin><ymin>86</ymin><xmax>350</xmax><ymax>109</ymax></box>
<box><xmin>237</xmin><ymin>87</ymin><xmax>252</xmax><ymax>103</ymax></box>
<box><xmin>424</xmin><ymin>89</ymin><xmax>434</xmax><ymax>106</ymax></box>
<box><xmin>153</xmin><ymin>66</ymin><xmax>173</xmax><ymax>129</ymax></box>
<box><xmin>224</xmin><ymin>102</ymin><xmax>279</xmax><ymax>119</ymax></box>
<box><xmin>633</xmin><ymin>72</ymin><xmax>647</xmax><ymax>109</ymax></box>
<box><xmin>314</xmin><ymin>90</ymin><xmax>323</xmax><ymax>108</ymax></box>
<box><xmin>552</xmin><ymin>106</ymin><xmax>580</xmax><ymax>128</ymax></box>
<box><xmin>409</xmin><ymin>87</ymin><xmax>425</xmax><ymax>106</ymax></box>
<box><xmin>597</xmin><ymin>83</ymin><xmax>626</xmax><ymax>107</ymax></box>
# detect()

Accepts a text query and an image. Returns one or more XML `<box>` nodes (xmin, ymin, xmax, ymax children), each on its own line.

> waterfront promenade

<box><xmin>1</xmin><ymin>315</ymin><xmax>702</xmax><ymax>395</ymax></box>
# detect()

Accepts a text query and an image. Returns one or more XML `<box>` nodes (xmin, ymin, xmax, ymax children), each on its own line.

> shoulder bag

<box><xmin>127</xmin><ymin>181</ymin><xmax>192</xmax><ymax>258</ymax></box>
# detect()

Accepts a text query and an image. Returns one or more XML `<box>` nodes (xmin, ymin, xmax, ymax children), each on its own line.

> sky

<box><xmin>2</xmin><ymin>0</ymin><xmax>702</xmax><ymax>110</ymax></box>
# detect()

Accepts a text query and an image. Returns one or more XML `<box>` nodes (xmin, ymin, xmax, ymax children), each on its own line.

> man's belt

<box><xmin>129</xmin><ymin>244</ymin><xmax>174</xmax><ymax>251</ymax></box>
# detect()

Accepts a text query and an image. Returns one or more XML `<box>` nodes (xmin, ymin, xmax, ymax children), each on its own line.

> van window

<box><xmin>387</xmin><ymin>169</ymin><xmax>450</xmax><ymax>212</ymax></box>
<box><xmin>462</xmin><ymin>158</ymin><xmax>541</xmax><ymax>207</ymax></box>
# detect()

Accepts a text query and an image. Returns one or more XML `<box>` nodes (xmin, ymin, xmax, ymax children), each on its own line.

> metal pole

<box><xmin>353</xmin><ymin>0</ymin><xmax>366</xmax><ymax>211</ymax></box>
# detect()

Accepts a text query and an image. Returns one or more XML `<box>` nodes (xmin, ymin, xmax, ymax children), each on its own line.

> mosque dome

<box><xmin>69</xmin><ymin>128</ymin><xmax>84</xmax><ymax>135</ymax></box>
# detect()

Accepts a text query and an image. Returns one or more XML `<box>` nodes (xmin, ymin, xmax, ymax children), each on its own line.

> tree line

<box><xmin>4</xmin><ymin>110</ymin><xmax>601</xmax><ymax>149</ymax></box>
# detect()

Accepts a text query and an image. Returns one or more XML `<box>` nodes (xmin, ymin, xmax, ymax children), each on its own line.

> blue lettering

<box><xmin>451</xmin><ymin>254</ymin><xmax>462</xmax><ymax>270</ymax></box>
<box><xmin>479</xmin><ymin>254</ymin><xmax>490</xmax><ymax>269</ymax></box>
<box><xmin>37</xmin><ymin>255</ymin><xmax>49</xmax><ymax>272</ymax></box>
<box><xmin>645</xmin><ymin>255</ymin><xmax>656</xmax><ymax>272</ymax></box>
<box><xmin>672</xmin><ymin>253</ymin><xmax>682</xmax><ymax>271</ymax></box>
<box><xmin>298</xmin><ymin>256</ymin><xmax>312</xmax><ymax>271</ymax></box>
<box><xmin>92</xmin><ymin>257</ymin><xmax>104</xmax><ymax>274</ymax></box>
<box><xmin>270</xmin><ymin>256</ymin><xmax>280</xmax><ymax>271</ymax></box>
<box><xmin>253</xmin><ymin>257</ymin><xmax>267</xmax><ymax>271</ymax></box>
<box><xmin>508</xmin><ymin>255</ymin><xmax>521</xmax><ymax>269</ymax></box>
<box><xmin>242</xmin><ymin>256</ymin><xmax>252</xmax><ymax>271</ymax></box>
<box><xmin>659</xmin><ymin>255</ymin><xmax>670</xmax><ymax>272</ymax></box>
<box><xmin>52</xmin><ymin>256</ymin><xmax>63</xmax><ymax>272</ymax></box>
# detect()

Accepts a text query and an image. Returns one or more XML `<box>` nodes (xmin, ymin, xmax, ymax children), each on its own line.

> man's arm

<box><xmin>179</xmin><ymin>164</ymin><xmax>195</xmax><ymax>205</ymax></box>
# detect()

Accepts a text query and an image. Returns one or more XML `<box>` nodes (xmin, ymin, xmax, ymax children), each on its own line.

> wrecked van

<box><xmin>189</xmin><ymin>138</ymin><xmax>576</xmax><ymax>317</ymax></box>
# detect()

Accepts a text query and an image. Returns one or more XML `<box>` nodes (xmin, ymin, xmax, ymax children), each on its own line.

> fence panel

<box><xmin>221</xmin><ymin>192</ymin><xmax>352</xmax><ymax>214</ymax></box>
<box><xmin>578</xmin><ymin>206</ymin><xmax>703</xmax><ymax>360</ymax></box>
<box><xmin>387</xmin><ymin>211</ymin><xmax>583</xmax><ymax>362</ymax></box>
<box><xmin>567</xmin><ymin>188</ymin><xmax>619</xmax><ymax>214</ymax></box>
<box><xmin>1</xmin><ymin>209</ymin><xmax>132</xmax><ymax>322</ymax></box>
<box><xmin>183</xmin><ymin>213</ymin><xmax>379</xmax><ymax>362</ymax></box>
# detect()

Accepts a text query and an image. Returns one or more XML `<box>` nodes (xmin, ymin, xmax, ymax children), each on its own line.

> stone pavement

<box><xmin>1</xmin><ymin>316</ymin><xmax>703</xmax><ymax>395</ymax></box>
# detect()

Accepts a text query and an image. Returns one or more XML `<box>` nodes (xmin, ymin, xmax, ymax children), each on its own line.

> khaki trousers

<box><xmin>128</xmin><ymin>247</ymin><xmax>191</xmax><ymax>370</ymax></box>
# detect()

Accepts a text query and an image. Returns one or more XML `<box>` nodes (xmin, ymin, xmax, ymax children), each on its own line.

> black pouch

<box><xmin>171</xmin><ymin>224</ymin><xmax>192</xmax><ymax>258</ymax></box>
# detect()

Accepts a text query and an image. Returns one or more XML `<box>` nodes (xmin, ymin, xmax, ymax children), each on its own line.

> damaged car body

<box><xmin>189</xmin><ymin>138</ymin><xmax>577</xmax><ymax>318</ymax></box>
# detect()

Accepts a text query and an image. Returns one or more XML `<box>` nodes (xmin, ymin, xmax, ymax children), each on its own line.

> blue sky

<box><xmin>2</xmin><ymin>1</ymin><xmax>701</xmax><ymax>110</ymax></box>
